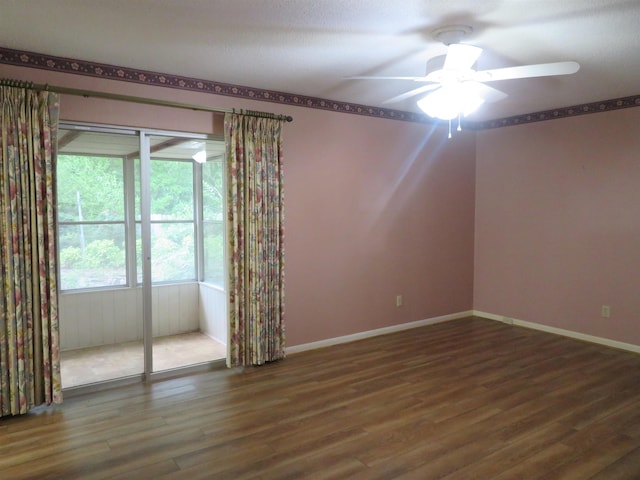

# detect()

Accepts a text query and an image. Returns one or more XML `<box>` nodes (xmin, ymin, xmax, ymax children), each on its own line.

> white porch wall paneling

<box><xmin>199</xmin><ymin>283</ymin><xmax>227</xmax><ymax>345</ymax></box>
<box><xmin>60</xmin><ymin>284</ymin><xmax>200</xmax><ymax>350</ymax></box>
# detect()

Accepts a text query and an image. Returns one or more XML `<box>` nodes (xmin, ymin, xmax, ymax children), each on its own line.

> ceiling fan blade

<box><xmin>345</xmin><ymin>75</ymin><xmax>427</xmax><ymax>81</ymax></box>
<box><xmin>443</xmin><ymin>44</ymin><xmax>483</xmax><ymax>71</ymax></box>
<box><xmin>383</xmin><ymin>84</ymin><xmax>440</xmax><ymax>104</ymax></box>
<box><xmin>474</xmin><ymin>61</ymin><xmax>580</xmax><ymax>82</ymax></box>
<box><xmin>471</xmin><ymin>82</ymin><xmax>508</xmax><ymax>103</ymax></box>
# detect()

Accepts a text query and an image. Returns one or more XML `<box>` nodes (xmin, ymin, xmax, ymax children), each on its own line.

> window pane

<box><xmin>149</xmin><ymin>223</ymin><xmax>196</xmax><ymax>283</ymax></box>
<box><xmin>203</xmin><ymin>158</ymin><xmax>224</xmax><ymax>286</ymax></box>
<box><xmin>152</xmin><ymin>160</ymin><xmax>194</xmax><ymax>219</ymax></box>
<box><xmin>134</xmin><ymin>151</ymin><xmax>196</xmax><ymax>284</ymax></box>
<box><xmin>135</xmin><ymin>159</ymin><xmax>194</xmax><ymax>221</ymax></box>
<box><xmin>203</xmin><ymin>159</ymin><xmax>224</xmax><ymax>220</ymax></box>
<box><xmin>203</xmin><ymin>221</ymin><xmax>224</xmax><ymax>286</ymax></box>
<box><xmin>58</xmin><ymin>224</ymin><xmax>126</xmax><ymax>289</ymax></box>
<box><xmin>57</xmin><ymin>155</ymin><xmax>124</xmax><ymax>222</ymax></box>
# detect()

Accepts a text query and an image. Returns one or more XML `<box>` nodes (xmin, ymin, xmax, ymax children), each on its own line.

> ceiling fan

<box><xmin>350</xmin><ymin>26</ymin><xmax>580</xmax><ymax>129</ymax></box>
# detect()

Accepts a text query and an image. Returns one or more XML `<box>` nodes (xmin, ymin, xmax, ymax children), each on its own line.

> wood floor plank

<box><xmin>588</xmin><ymin>446</ymin><xmax>640</xmax><ymax>480</ymax></box>
<box><xmin>109</xmin><ymin>459</ymin><xmax>180</xmax><ymax>480</ymax></box>
<box><xmin>440</xmin><ymin>420</ymin><xmax>575</xmax><ymax>479</ymax></box>
<box><xmin>491</xmin><ymin>441</ymin><xmax>576</xmax><ymax>480</ymax></box>
<box><xmin>539</xmin><ymin>433</ymin><xmax>638</xmax><ymax>480</ymax></box>
<box><xmin>1</xmin><ymin>317</ymin><xmax>639</xmax><ymax>479</ymax></box>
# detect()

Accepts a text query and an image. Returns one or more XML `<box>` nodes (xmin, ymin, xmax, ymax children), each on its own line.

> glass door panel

<box><xmin>57</xmin><ymin>126</ymin><xmax>144</xmax><ymax>388</ymax></box>
<box><xmin>142</xmin><ymin>134</ymin><xmax>226</xmax><ymax>372</ymax></box>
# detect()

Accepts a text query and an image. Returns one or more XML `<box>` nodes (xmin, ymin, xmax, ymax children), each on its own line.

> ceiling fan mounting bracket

<box><xmin>432</xmin><ymin>25</ymin><xmax>473</xmax><ymax>45</ymax></box>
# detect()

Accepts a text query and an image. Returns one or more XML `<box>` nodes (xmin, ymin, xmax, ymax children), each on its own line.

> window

<box><xmin>136</xmin><ymin>157</ymin><xmax>196</xmax><ymax>283</ymax></box>
<box><xmin>56</xmin><ymin>125</ymin><xmax>225</xmax><ymax>291</ymax></box>
<box><xmin>202</xmin><ymin>157</ymin><xmax>225</xmax><ymax>286</ymax></box>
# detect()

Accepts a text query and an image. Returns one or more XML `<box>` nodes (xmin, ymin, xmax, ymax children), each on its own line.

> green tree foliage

<box><xmin>59</xmin><ymin>246</ymin><xmax>82</xmax><ymax>268</ymax></box>
<box><xmin>151</xmin><ymin>230</ymin><xmax>195</xmax><ymax>282</ymax></box>
<box><xmin>84</xmin><ymin>239</ymin><xmax>123</xmax><ymax>268</ymax></box>
<box><xmin>148</xmin><ymin>159</ymin><xmax>194</xmax><ymax>219</ymax></box>
<box><xmin>57</xmin><ymin>155</ymin><xmax>124</xmax><ymax>222</ymax></box>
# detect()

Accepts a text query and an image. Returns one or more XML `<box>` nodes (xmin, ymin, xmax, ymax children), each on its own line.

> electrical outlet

<box><xmin>601</xmin><ymin>305</ymin><xmax>611</xmax><ymax>318</ymax></box>
<box><xmin>396</xmin><ymin>295</ymin><xmax>403</xmax><ymax>307</ymax></box>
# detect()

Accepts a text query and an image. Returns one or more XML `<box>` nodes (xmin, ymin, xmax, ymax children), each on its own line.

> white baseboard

<box><xmin>286</xmin><ymin>310</ymin><xmax>473</xmax><ymax>355</ymax></box>
<box><xmin>473</xmin><ymin>310</ymin><xmax>640</xmax><ymax>354</ymax></box>
<box><xmin>202</xmin><ymin>331</ymin><xmax>227</xmax><ymax>347</ymax></box>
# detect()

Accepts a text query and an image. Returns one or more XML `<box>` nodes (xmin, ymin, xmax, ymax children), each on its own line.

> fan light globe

<box><xmin>417</xmin><ymin>84</ymin><xmax>485</xmax><ymax>120</ymax></box>
<box><xmin>417</xmin><ymin>88</ymin><xmax>459</xmax><ymax>120</ymax></box>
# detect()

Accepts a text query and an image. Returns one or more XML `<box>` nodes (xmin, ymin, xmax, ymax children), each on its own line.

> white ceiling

<box><xmin>1</xmin><ymin>0</ymin><xmax>639</xmax><ymax>121</ymax></box>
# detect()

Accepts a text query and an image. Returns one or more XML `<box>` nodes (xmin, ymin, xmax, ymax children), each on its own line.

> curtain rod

<box><xmin>0</xmin><ymin>78</ymin><xmax>293</xmax><ymax>122</ymax></box>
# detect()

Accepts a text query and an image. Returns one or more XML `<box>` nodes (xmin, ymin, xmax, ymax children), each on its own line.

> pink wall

<box><xmin>1</xmin><ymin>64</ymin><xmax>477</xmax><ymax>347</ymax></box>
<box><xmin>285</xmin><ymin>112</ymin><xmax>476</xmax><ymax>344</ymax></box>
<box><xmin>474</xmin><ymin>108</ymin><xmax>640</xmax><ymax>345</ymax></box>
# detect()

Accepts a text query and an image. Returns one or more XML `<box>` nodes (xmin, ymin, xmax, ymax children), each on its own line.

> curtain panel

<box><xmin>0</xmin><ymin>85</ymin><xmax>62</xmax><ymax>416</ymax></box>
<box><xmin>225</xmin><ymin>113</ymin><xmax>286</xmax><ymax>367</ymax></box>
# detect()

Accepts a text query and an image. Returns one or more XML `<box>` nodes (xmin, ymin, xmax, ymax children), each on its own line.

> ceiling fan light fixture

<box><xmin>417</xmin><ymin>84</ymin><xmax>485</xmax><ymax>120</ymax></box>
<box><xmin>417</xmin><ymin>89</ymin><xmax>458</xmax><ymax>120</ymax></box>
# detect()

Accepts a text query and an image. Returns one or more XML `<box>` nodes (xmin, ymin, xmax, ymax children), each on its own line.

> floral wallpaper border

<box><xmin>1</xmin><ymin>46</ymin><xmax>639</xmax><ymax>129</ymax></box>
<box><xmin>476</xmin><ymin>94</ymin><xmax>640</xmax><ymax>129</ymax></box>
<box><xmin>0</xmin><ymin>47</ymin><xmax>430</xmax><ymax>124</ymax></box>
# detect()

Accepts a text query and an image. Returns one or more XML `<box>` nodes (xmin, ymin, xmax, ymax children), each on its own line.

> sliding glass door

<box><xmin>57</xmin><ymin>124</ymin><xmax>226</xmax><ymax>388</ymax></box>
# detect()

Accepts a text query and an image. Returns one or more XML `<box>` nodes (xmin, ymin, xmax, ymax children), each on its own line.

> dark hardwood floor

<box><xmin>1</xmin><ymin>317</ymin><xmax>639</xmax><ymax>479</ymax></box>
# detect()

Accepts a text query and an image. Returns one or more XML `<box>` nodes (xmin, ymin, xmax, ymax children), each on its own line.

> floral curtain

<box><xmin>0</xmin><ymin>84</ymin><xmax>62</xmax><ymax>416</ymax></box>
<box><xmin>225</xmin><ymin>113</ymin><xmax>286</xmax><ymax>367</ymax></box>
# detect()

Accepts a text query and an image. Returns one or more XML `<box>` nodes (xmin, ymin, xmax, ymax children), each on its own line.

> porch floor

<box><xmin>60</xmin><ymin>332</ymin><xmax>226</xmax><ymax>388</ymax></box>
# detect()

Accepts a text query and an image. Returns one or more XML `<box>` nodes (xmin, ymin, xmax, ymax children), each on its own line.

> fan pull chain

<box><xmin>457</xmin><ymin>113</ymin><xmax>462</xmax><ymax>132</ymax></box>
<box><xmin>448</xmin><ymin>119</ymin><xmax>452</xmax><ymax>139</ymax></box>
